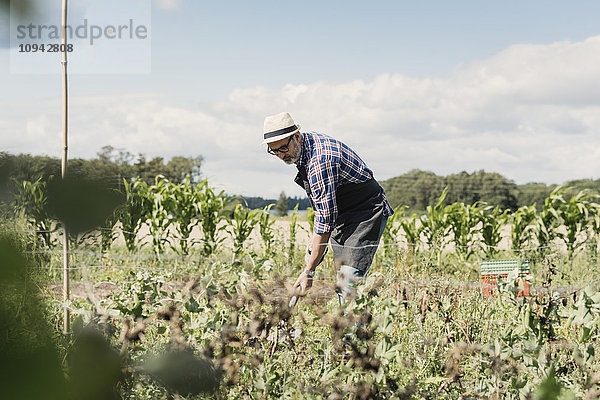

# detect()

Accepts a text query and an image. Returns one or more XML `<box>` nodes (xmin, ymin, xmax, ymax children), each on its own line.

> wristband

<box><xmin>303</xmin><ymin>268</ymin><xmax>315</xmax><ymax>278</ymax></box>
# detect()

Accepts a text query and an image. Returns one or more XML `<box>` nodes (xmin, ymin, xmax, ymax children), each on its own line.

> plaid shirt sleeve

<box><xmin>308</xmin><ymin>156</ymin><xmax>338</xmax><ymax>234</ymax></box>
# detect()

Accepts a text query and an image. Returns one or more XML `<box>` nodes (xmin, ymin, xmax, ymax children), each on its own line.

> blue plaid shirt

<box><xmin>297</xmin><ymin>132</ymin><xmax>394</xmax><ymax>234</ymax></box>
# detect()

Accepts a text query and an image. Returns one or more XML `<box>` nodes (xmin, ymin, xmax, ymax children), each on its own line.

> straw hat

<box><xmin>262</xmin><ymin>112</ymin><xmax>301</xmax><ymax>144</ymax></box>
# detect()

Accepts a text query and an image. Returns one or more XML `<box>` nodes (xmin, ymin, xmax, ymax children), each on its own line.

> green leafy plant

<box><xmin>259</xmin><ymin>204</ymin><xmax>276</xmax><ymax>256</ymax></box>
<box><xmin>444</xmin><ymin>202</ymin><xmax>480</xmax><ymax>260</ymax></box>
<box><xmin>420</xmin><ymin>189</ymin><xmax>449</xmax><ymax>266</ymax></box>
<box><xmin>118</xmin><ymin>177</ymin><xmax>151</xmax><ymax>253</ymax></box>
<box><xmin>535</xmin><ymin>189</ymin><xmax>563</xmax><ymax>256</ymax></box>
<box><xmin>478</xmin><ymin>204</ymin><xmax>509</xmax><ymax>258</ymax></box>
<box><xmin>554</xmin><ymin>189</ymin><xmax>594</xmax><ymax>257</ymax></box>
<box><xmin>167</xmin><ymin>175</ymin><xmax>200</xmax><ymax>256</ymax></box>
<box><xmin>381</xmin><ymin>205</ymin><xmax>405</xmax><ymax>260</ymax></box>
<box><xmin>399</xmin><ymin>213</ymin><xmax>423</xmax><ymax>266</ymax></box>
<box><xmin>288</xmin><ymin>203</ymin><xmax>300</xmax><ymax>263</ymax></box>
<box><xmin>197</xmin><ymin>180</ymin><xmax>230</xmax><ymax>256</ymax></box>
<box><xmin>98</xmin><ymin>209</ymin><xmax>119</xmax><ymax>256</ymax></box>
<box><xmin>146</xmin><ymin>176</ymin><xmax>174</xmax><ymax>255</ymax></box>
<box><xmin>306</xmin><ymin>206</ymin><xmax>315</xmax><ymax>234</ymax></box>
<box><xmin>12</xmin><ymin>177</ymin><xmax>55</xmax><ymax>248</ymax></box>
<box><xmin>227</xmin><ymin>203</ymin><xmax>260</xmax><ymax>258</ymax></box>
<box><xmin>587</xmin><ymin>202</ymin><xmax>600</xmax><ymax>260</ymax></box>
<box><xmin>567</xmin><ymin>286</ymin><xmax>600</xmax><ymax>343</ymax></box>
<box><xmin>510</xmin><ymin>205</ymin><xmax>537</xmax><ymax>252</ymax></box>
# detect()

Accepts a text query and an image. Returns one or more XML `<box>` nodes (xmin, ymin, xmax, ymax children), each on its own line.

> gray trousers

<box><xmin>334</xmin><ymin>215</ymin><xmax>388</xmax><ymax>305</ymax></box>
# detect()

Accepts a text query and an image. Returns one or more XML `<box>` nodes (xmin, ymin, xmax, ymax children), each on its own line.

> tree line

<box><xmin>0</xmin><ymin>146</ymin><xmax>203</xmax><ymax>188</ymax></box>
<box><xmin>2</xmin><ymin>150</ymin><xmax>598</xmax><ymax>213</ymax></box>
<box><xmin>241</xmin><ymin>194</ymin><xmax>310</xmax><ymax>213</ymax></box>
<box><xmin>380</xmin><ymin>169</ymin><xmax>600</xmax><ymax>212</ymax></box>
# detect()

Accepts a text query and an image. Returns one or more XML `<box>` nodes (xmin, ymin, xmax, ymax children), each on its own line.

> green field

<box><xmin>2</xmin><ymin>178</ymin><xmax>600</xmax><ymax>399</ymax></box>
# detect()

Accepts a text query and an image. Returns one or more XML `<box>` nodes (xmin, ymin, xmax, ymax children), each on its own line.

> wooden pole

<box><xmin>61</xmin><ymin>0</ymin><xmax>70</xmax><ymax>334</ymax></box>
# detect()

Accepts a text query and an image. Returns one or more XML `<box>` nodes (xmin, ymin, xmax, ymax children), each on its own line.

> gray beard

<box><xmin>284</xmin><ymin>153</ymin><xmax>300</xmax><ymax>165</ymax></box>
<box><xmin>284</xmin><ymin>137</ymin><xmax>301</xmax><ymax>164</ymax></box>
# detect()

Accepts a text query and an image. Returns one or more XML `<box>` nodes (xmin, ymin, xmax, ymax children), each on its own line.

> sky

<box><xmin>1</xmin><ymin>0</ymin><xmax>600</xmax><ymax>198</ymax></box>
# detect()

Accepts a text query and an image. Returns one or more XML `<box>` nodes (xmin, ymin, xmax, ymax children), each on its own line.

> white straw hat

<box><xmin>262</xmin><ymin>112</ymin><xmax>301</xmax><ymax>144</ymax></box>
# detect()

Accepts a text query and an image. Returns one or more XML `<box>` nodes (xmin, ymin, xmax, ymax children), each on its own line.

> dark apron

<box><xmin>295</xmin><ymin>166</ymin><xmax>386</xmax><ymax>273</ymax></box>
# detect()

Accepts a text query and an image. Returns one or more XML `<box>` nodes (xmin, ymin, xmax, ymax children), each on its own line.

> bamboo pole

<box><xmin>60</xmin><ymin>0</ymin><xmax>70</xmax><ymax>334</ymax></box>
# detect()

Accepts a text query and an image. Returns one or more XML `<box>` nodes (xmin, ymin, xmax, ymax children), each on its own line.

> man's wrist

<box><xmin>303</xmin><ymin>268</ymin><xmax>315</xmax><ymax>278</ymax></box>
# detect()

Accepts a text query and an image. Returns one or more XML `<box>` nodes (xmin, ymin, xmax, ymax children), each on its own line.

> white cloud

<box><xmin>154</xmin><ymin>0</ymin><xmax>182</xmax><ymax>10</ymax></box>
<box><xmin>2</xmin><ymin>35</ymin><xmax>600</xmax><ymax>197</ymax></box>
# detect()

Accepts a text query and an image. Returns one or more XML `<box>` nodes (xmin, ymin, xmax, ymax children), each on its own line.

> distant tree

<box><xmin>133</xmin><ymin>155</ymin><xmax>203</xmax><ymax>185</ymax></box>
<box><xmin>83</xmin><ymin>146</ymin><xmax>135</xmax><ymax>186</ymax></box>
<box><xmin>5</xmin><ymin>153</ymin><xmax>60</xmax><ymax>183</ymax></box>
<box><xmin>134</xmin><ymin>155</ymin><xmax>166</xmax><ymax>185</ymax></box>
<box><xmin>241</xmin><ymin>197</ymin><xmax>275</xmax><ymax>210</ymax></box>
<box><xmin>288</xmin><ymin>196</ymin><xmax>311</xmax><ymax>210</ymax></box>
<box><xmin>516</xmin><ymin>183</ymin><xmax>555</xmax><ymax>211</ymax></box>
<box><xmin>562</xmin><ymin>179</ymin><xmax>600</xmax><ymax>196</ymax></box>
<box><xmin>1</xmin><ymin>149</ymin><xmax>204</xmax><ymax>190</ymax></box>
<box><xmin>274</xmin><ymin>191</ymin><xmax>289</xmax><ymax>216</ymax></box>
<box><xmin>381</xmin><ymin>169</ymin><xmax>519</xmax><ymax>213</ymax></box>
<box><xmin>164</xmin><ymin>156</ymin><xmax>203</xmax><ymax>184</ymax></box>
<box><xmin>240</xmin><ymin>195</ymin><xmax>309</xmax><ymax>210</ymax></box>
<box><xmin>513</xmin><ymin>179</ymin><xmax>600</xmax><ymax>210</ymax></box>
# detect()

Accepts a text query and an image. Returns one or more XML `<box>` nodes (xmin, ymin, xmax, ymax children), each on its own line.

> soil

<box><xmin>49</xmin><ymin>278</ymin><xmax>338</xmax><ymax>306</ymax></box>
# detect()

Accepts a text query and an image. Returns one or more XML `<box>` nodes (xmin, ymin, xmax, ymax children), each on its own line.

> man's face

<box><xmin>267</xmin><ymin>133</ymin><xmax>301</xmax><ymax>164</ymax></box>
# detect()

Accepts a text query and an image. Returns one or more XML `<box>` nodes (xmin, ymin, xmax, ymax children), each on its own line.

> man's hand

<box><xmin>293</xmin><ymin>270</ymin><xmax>313</xmax><ymax>293</ymax></box>
<box><xmin>293</xmin><ymin>231</ymin><xmax>330</xmax><ymax>294</ymax></box>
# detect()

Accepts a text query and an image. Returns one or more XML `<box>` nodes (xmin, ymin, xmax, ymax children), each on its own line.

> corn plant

<box><xmin>99</xmin><ymin>209</ymin><xmax>119</xmax><ymax>256</ymax></box>
<box><xmin>400</xmin><ymin>213</ymin><xmax>422</xmax><ymax>264</ymax></box>
<box><xmin>420</xmin><ymin>189</ymin><xmax>449</xmax><ymax>265</ymax></box>
<box><xmin>510</xmin><ymin>205</ymin><xmax>537</xmax><ymax>252</ymax></box>
<box><xmin>227</xmin><ymin>203</ymin><xmax>260</xmax><ymax>258</ymax></box>
<box><xmin>444</xmin><ymin>202</ymin><xmax>480</xmax><ymax>260</ymax></box>
<box><xmin>167</xmin><ymin>175</ymin><xmax>200</xmax><ymax>256</ymax></box>
<box><xmin>306</xmin><ymin>206</ymin><xmax>315</xmax><ymax>234</ymax></box>
<box><xmin>259</xmin><ymin>204</ymin><xmax>276</xmax><ymax>256</ymax></box>
<box><xmin>146</xmin><ymin>176</ymin><xmax>173</xmax><ymax>255</ymax></box>
<box><xmin>535</xmin><ymin>189</ymin><xmax>563</xmax><ymax>255</ymax></box>
<box><xmin>288</xmin><ymin>203</ymin><xmax>300</xmax><ymax>263</ymax></box>
<box><xmin>12</xmin><ymin>178</ymin><xmax>56</xmax><ymax>248</ymax></box>
<box><xmin>381</xmin><ymin>205</ymin><xmax>405</xmax><ymax>259</ymax></box>
<box><xmin>587</xmin><ymin>203</ymin><xmax>600</xmax><ymax>260</ymax></box>
<box><xmin>477</xmin><ymin>204</ymin><xmax>508</xmax><ymax>258</ymax></box>
<box><xmin>118</xmin><ymin>177</ymin><xmax>151</xmax><ymax>253</ymax></box>
<box><xmin>197</xmin><ymin>180</ymin><xmax>230</xmax><ymax>256</ymax></box>
<box><xmin>554</xmin><ymin>189</ymin><xmax>593</xmax><ymax>257</ymax></box>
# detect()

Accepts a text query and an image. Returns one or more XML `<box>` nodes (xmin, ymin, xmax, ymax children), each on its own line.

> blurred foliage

<box><xmin>0</xmin><ymin>238</ymin><xmax>68</xmax><ymax>400</ymax></box>
<box><xmin>144</xmin><ymin>349</ymin><xmax>218</xmax><ymax>396</ymax></box>
<box><xmin>0</xmin><ymin>0</ymin><xmax>32</xmax><ymax>16</ymax></box>
<box><xmin>46</xmin><ymin>176</ymin><xmax>124</xmax><ymax>234</ymax></box>
<box><xmin>68</xmin><ymin>327</ymin><xmax>124</xmax><ymax>400</ymax></box>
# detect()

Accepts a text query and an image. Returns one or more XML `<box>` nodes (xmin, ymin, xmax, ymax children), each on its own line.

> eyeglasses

<box><xmin>267</xmin><ymin>135</ymin><xmax>294</xmax><ymax>155</ymax></box>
